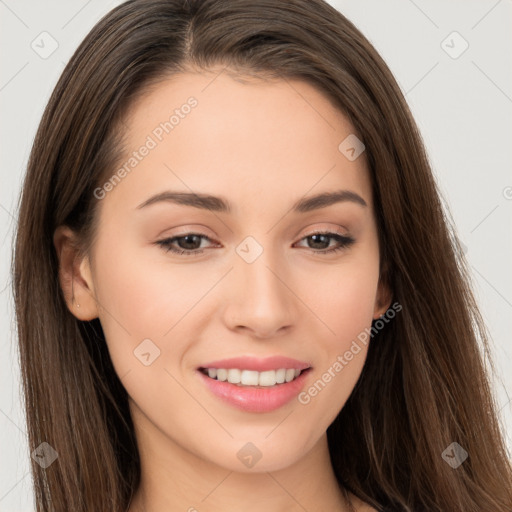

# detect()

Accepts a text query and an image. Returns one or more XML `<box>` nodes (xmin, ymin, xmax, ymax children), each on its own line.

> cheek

<box><xmin>313</xmin><ymin>255</ymin><xmax>380</xmax><ymax>347</ymax></box>
<box><xmin>89</xmin><ymin>237</ymin><xmax>171</xmax><ymax>364</ymax></box>
<box><xmin>90</xmin><ymin>234</ymin><xmax>224</xmax><ymax>382</ymax></box>
<box><xmin>297</xmin><ymin>253</ymin><xmax>379</xmax><ymax>420</ymax></box>
<box><xmin>92</xmin><ymin>235</ymin><xmax>197</xmax><ymax>332</ymax></box>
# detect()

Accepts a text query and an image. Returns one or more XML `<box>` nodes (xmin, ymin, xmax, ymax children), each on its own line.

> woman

<box><xmin>13</xmin><ymin>0</ymin><xmax>512</xmax><ymax>510</ymax></box>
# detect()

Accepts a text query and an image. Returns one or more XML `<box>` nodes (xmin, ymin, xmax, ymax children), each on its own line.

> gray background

<box><xmin>1</xmin><ymin>1</ymin><xmax>511</xmax><ymax>510</ymax></box>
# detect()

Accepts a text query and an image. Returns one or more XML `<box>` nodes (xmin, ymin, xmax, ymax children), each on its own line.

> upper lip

<box><xmin>198</xmin><ymin>356</ymin><xmax>312</xmax><ymax>372</ymax></box>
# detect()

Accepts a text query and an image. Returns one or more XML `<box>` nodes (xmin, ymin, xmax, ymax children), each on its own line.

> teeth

<box><xmin>258</xmin><ymin>370</ymin><xmax>276</xmax><ymax>386</ymax></box>
<box><xmin>216</xmin><ymin>368</ymin><xmax>228</xmax><ymax>381</ymax></box>
<box><xmin>203</xmin><ymin>367</ymin><xmax>306</xmax><ymax>387</ymax></box>
<box><xmin>227</xmin><ymin>368</ymin><xmax>241</xmax><ymax>383</ymax></box>
<box><xmin>241</xmin><ymin>370</ymin><xmax>259</xmax><ymax>386</ymax></box>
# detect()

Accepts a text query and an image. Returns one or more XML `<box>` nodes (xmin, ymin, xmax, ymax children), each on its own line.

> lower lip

<box><xmin>197</xmin><ymin>369</ymin><xmax>312</xmax><ymax>413</ymax></box>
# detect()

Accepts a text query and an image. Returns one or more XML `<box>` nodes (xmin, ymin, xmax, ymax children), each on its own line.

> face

<box><xmin>59</xmin><ymin>69</ymin><xmax>390</xmax><ymax>474</ymax></box>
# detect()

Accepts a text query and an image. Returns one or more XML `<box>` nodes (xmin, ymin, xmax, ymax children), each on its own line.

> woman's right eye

<box><xmin>155</xmin><ymin>233</ymin><xmax>215</xmax><ymax>256</ymax></box>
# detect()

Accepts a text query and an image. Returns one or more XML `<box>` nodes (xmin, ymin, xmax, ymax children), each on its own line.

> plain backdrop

<box><xmin>1</xmin><ymin>1</ymin><xmax>511</xmax><ymax>510</ymax></box>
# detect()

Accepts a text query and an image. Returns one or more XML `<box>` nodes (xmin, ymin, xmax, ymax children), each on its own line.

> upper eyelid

<box><xmin>155</xmin><ymin>231</ymin><xmax>355</xmax><ymax>259</ymax></box>
<box><xmin>159</xmin><ymin>229</ymin><xmax>350</xmax><ymax>246</ymax></box>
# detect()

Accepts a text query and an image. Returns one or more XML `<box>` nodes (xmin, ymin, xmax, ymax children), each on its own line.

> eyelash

<box><xmin>155</xmin><ymin>231</ymin><xmax>355</xmax><ymax>257</ymax></box>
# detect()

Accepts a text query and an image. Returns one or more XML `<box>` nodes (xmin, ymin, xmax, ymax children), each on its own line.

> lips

<box><xmin>196</xmin><ymin>355</ymin><xmax>313</xmax><ymax>413</ymax></box>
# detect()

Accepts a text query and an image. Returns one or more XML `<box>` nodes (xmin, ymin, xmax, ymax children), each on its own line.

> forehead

<box><xmin>124</xmin><ymin>69</ymin><xmax>357</xmax><ymax>149</ymax></box>
<box><xmin>103</xmin><ymin>70</ymin><xmax>372</xmax><ymax>216</ymax></box>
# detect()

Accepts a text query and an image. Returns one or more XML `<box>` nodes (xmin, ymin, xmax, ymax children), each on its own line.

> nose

<box><xmin>222</xmin><ymin>247</ymin><xmax>296</xmax><ymax>339</ymax></box>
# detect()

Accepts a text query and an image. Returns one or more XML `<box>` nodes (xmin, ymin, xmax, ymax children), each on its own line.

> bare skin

<box><xmin>54</xmin><ymin>68</ymin><xmax>388</xmax><ymax>512</ymax></box>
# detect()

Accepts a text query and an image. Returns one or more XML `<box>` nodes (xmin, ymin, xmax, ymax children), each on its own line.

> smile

<box><xmin>200</xmin><ymin>367</ymin><xmax>305</xmax><ymax>387</ymax></box>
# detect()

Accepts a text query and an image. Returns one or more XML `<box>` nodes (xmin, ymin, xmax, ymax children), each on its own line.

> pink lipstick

<box><xmin>196</xmin><ymin>356</ymin><xmax>312</xmax><ymax>413</ymax></box>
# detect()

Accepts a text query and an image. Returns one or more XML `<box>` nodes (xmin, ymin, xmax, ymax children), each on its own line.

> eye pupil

<box><xmin>179</xmin><ymin>234</ymin><xmax>202</xmax><ymax>250</ymax></box>
<box><xmin>309</xmin><ymin>234</ymin><xmax>329</xmax><ymax>249</ymax></box>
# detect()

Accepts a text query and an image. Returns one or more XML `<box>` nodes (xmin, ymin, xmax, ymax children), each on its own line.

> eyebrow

<box><xmin>136</xmin><ymin>189</ymin><xmax>367</xmax><ymax>213</ymax></box>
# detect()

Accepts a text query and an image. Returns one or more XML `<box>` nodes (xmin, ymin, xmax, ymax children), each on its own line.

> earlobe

<box><xmin>53</xmin><ymin>225</ymin><xmax>99</xmax><ymax>321</ymax></box>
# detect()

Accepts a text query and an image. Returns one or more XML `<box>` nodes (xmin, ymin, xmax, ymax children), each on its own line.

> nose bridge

<box><xmin>225</xmin><ymin>234</ymin><xmax>295</xmax><ymax>336</ymax></box>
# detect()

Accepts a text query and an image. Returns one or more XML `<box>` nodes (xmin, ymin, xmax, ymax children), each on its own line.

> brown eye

<box><xmin>295</xmin><ymin>232</ymin><xmax>355</xmax><ymax>254</ymax></box>
<box><xmin>156</xmin><ymin>233</ymin><xmax>215</xmax><ymax>256</ymax></box>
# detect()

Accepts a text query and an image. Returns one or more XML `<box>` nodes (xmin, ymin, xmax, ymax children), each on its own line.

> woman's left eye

<box><xmin>155</xmin><ymin>231</ymin><xmax>355</xmax><ymax>257</ymax></box>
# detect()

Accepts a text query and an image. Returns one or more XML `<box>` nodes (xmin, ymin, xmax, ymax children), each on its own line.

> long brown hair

<box><xmin>13</xmin><ymin>1</ymin><xmax>512</xmax><ymax>510</ymax></box>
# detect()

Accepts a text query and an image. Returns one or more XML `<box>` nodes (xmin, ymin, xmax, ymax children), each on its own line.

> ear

<box><xmin>373</xmin><ymin>277</ymin><xmax>393</xmax><ymax>320</ymax></box>
<box><xmin>53</xmin><ymin>225</ymin><xmax>99</xmax><ymax>321</ymax></box>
